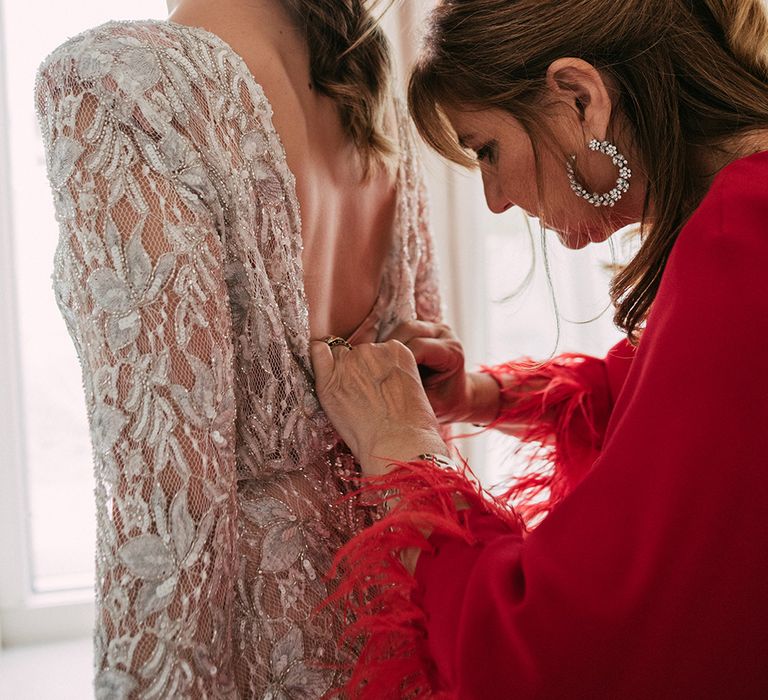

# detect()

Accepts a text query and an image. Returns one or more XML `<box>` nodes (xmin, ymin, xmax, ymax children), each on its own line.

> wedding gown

<box><xmin>35</xmin><ymin>19</ymin><xmax>442</xmax><ymax>698</ymax></box>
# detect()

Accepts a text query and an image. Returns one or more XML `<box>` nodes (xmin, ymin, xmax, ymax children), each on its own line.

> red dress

<box><xmin>328</xmin><ymin>151</ymin><xmax>768</xmax><ymax>699</ymax></box>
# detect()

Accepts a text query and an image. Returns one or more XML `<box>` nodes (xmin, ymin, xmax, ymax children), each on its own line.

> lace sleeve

<box><xmin>36</xmin><ymin>51</ymin><xmax>239</xmax><ymax>699</ymax></box>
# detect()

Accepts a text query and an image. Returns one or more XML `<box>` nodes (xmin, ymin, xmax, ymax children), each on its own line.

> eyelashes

<box><xmin>475</xmin><ymin>140</ymin><xmax>498</xmax><ymax>165</ymax></box>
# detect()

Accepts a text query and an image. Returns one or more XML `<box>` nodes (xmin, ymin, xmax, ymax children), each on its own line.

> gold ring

<box><xmin>323</xmin><ymin>336</ymin><xmax>353</xmax><ymax>350</ymax></box>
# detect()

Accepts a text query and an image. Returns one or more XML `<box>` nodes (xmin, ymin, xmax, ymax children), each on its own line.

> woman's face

<box><xmin>443</xmin><ymin>104</ymin><xmax>646</xmax><ymax>249</ymax></box>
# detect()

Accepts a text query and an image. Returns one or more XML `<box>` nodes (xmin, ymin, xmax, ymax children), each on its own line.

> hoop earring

<box><xmin>567</xmin><ymin>139</ymin><xmax>632</xmax><ymax>208</ymax></box>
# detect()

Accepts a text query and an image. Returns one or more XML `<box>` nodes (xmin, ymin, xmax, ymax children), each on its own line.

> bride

<box><xmin>35</xmin><ymin>0</ymin><xmax>442</xmax><ymax>696</ymax></box>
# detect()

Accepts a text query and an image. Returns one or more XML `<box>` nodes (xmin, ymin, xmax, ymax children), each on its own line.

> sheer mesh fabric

<box><xmin>35</xmin><ymin>20</ymin><xmax>442</xmax><ymax>699</ymax></box>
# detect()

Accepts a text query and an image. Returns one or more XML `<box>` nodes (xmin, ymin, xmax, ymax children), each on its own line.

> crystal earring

<box><xmin>566</xmin><ymin>139</ymin><xmax>632</xmax><ymax>208</ymax></box>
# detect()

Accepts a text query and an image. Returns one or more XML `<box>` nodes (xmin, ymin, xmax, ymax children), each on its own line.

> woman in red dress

<box><xmin>311</xmin><ymin>0</ymin><xmax>768</xmax><ymax>697</ymax></box>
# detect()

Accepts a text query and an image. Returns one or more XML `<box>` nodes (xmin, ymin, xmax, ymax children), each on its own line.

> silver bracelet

<box><xmin>416</xmin><ymin>452</ymin><xmax>458</xmax><ymax>470</ymax></box>
<box><xmin>380</xmin><ymin>454</ymin><xmax>457</xmax><ymax>513</ymax></box>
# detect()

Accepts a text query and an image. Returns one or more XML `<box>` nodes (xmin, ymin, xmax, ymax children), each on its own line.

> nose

<box><xmin>481</xmin><ymin>171</ymin><xmax>513</xmax><ymax>214</ymax></box>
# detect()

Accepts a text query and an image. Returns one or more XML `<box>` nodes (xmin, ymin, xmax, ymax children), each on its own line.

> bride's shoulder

<box><xmin>38</xmin><ymin>20</ymin><xmax>182</xmax><ymax>75</ymax></box>
<box><xmin>35</xmin><ymin>19</ymin><xmax>253</xmax><ymax>99</ymax></box>
<box><xmin>35</xmin><ymin>19</ymin><xmax>272</xmax><ymax>109</ymax></box>
<box><xmin>34</xmin><ymin>19</ymin><xmax>262</xmax><ymax>129</ymax></box>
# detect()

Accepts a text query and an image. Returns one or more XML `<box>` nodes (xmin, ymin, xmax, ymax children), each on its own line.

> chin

<box><xmin>557</xmin><ymin>233</ymin><xmax>589</xmax><ymax>250</ymax></box>
<box><xmin>553</xmin><ymin>220</ymin><xmax>616</xmax><ymax>249</ymax></box>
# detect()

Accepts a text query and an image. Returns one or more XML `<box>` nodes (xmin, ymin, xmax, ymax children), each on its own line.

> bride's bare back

<box><xmin>171</xmin><ymin>0</ymin><xmax>398</xmax><ymax>340</ymax></box>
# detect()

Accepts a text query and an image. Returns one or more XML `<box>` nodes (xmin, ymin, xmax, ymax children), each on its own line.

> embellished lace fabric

<box><xmin>35</xmin><ymin>20</ymin><xmax>442</xmax><ymax>699</ymax></box>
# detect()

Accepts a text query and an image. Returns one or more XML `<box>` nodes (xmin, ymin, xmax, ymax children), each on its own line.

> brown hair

<box><xmin>283</xmin><ymin>0</ymin><xmax>395</xmax><ymax>175</ymax></box>
<box><xmin>409</xmin><ymin>0</ymin><xmax>768</xmax><ymax>340</ymax></box>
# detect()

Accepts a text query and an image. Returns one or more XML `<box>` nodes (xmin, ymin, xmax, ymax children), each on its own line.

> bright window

<box><xmin>1</xmin><ymin>1</ymin><xmax>165</xmax><ymax>596</ymax></box>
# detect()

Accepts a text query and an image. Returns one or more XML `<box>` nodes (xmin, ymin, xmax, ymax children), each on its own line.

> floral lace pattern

<box><xmin>35</xmin><ymin>20</ymin><xmax>442</xmax><ymax>698</ymax></box>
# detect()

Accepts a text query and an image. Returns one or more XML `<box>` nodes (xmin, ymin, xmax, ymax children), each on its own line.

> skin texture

<box><xmin>312</xmin><ymin>56</ymin><xmax>768</xmax><ymax>479</ymax></box>
<box><xmin>167</xmin><ymin>0</ymin><xmax>398</xmax><ymax>340</ymax></box>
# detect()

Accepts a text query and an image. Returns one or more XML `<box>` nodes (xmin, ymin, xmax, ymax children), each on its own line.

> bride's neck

<box><xmin>168</xmin><ymin>0</ymin><xmax>298</xmax><ymax>41</ymax></box>
<box><xmin>167</xmin><ymin>0</ymin><xmax>307</xmax><ymax>76</ymax></box>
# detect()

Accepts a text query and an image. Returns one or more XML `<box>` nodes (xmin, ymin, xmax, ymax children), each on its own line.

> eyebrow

<box><xmin>457</xmin><ymin>133</ymin><xmax>475</xmax><ymax>149</ymax></box>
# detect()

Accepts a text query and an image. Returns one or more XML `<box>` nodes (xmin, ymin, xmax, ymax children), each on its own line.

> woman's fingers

<box><xmin>407</xmin><ymin>337</ymin><xmax>461</xmax><ymax>374</ymax></box>
<box><xmin>312</xmin><ymin>325</ymin><xmax>457</xmax><ymax>385</ymax></box>
<box><xmin>308</xmin><ymin>337</ymin><xmax>443</xmax><ymax>475</ymax></box>
<box><xmin>310</xmin><ymin>340</ymin><xmax>338</xmax><ymax>389</ymax></box>
<box><xmin>386</xmin><ymin>320</ymin><xmax>452</xmax><ymax>345</ymax></box>
<box><xmin>310</xmin><ymin>339</ymin><xmax>332</xmax><ymax>368</ymax></box>
<box><xmin>386</xmin><ymin>323</ymin><xmax>461</xmax><ymax>380</ymax></box>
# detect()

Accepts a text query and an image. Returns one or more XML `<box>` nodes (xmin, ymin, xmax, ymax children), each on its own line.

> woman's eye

<box><xmin>476</xmin><ymin>142</ymin><xmax>497</xmax><ymax>164</ymax></box>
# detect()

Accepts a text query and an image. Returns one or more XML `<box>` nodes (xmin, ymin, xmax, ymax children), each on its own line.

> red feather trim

<box><xmin>481</xmin><ymin>355</ymin><xmax>606</xmax><ymax>527</ymax></box>
<box><xmin>317</xmin><ymin>357</ymin><xmax>607</xmax><ymax>695</ymax></box>
<box><xmin>319</xmin><ymin>458</ymin><xmax>524</xmax><ymax>699</ymax></box>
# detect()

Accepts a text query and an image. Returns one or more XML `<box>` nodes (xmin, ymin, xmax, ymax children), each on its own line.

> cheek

<box><xmin>499</xmin><ymin>172</ymin><xmax>539</xmax><ymax>215</ymax></box>
<box><xmin>497</xmin><ymin>142</ymin><xmax>569</xmax><ymax>218</ymax></box>
<box><xmin>497</xmin><ymin>150</ymin><xmax>541</xmax><ymax>213</ymax></box>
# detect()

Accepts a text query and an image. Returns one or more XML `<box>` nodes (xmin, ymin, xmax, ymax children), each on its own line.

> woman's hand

<box><xmin>385</xmin><ymin>321</ymin><xmax>500</xmax><ymax>425</ymax></box>
<box><xmin>310</xmin><ymin>339</ymin><xmax>448</xmax><ymax>477</ymax></box>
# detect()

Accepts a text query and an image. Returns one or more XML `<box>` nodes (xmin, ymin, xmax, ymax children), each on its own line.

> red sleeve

<box><xmin>483</xmin><ymin>340</ymin><xmax>634</xmax><ymax>524</ymax></box>
<box><xmin>328</xmin><ymin>152</ymin><xmax>768</xmax><ymax>699</ymax></box>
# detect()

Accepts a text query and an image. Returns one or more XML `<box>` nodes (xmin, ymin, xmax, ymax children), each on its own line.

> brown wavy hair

<box><xmin>409</xmin><ymin>0</ymin><xmax>768</xmax><ymax>340</ymax></box>
<box><xmin>283</xmin><ymin>0</ymin><xmax>395</xmax><ymax>176</ymax></box>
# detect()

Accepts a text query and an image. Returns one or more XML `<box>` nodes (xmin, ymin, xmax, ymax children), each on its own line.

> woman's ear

<box><xmin>545</xmin><ymin>58</ymin><xmax>613</xmax><ymax>143</ymax></box>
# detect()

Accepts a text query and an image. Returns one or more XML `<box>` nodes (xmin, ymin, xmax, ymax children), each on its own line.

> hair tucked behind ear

<box><xmin>409</xmin><ymin>0</ymin><xmax>768</xmax><ymax>341</ymax></box>
<box><xmin>283</xmin><ymin>0</ymin><xmax>395</xmax><ymax>176</ymax></box>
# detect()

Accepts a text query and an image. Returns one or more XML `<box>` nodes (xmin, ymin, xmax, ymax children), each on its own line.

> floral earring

<box><xmin>567</xmin><ymin>139</ymin><xmax>632</xmax><ymax>207</ymax></box>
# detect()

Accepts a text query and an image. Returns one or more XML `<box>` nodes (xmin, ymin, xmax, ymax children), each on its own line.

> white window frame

<box><xmin>0</xmin><ymin>5</ymin><xmax>94</xmax><ymax>648</ymax></box>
